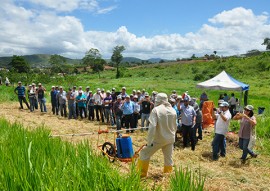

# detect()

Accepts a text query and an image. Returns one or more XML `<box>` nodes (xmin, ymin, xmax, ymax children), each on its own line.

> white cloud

<box><xmin>26</xmin><ymin>0</ymin><xmax>79</xmax><ymax>12</ymax></box>
<box><xmin>24</xmin><ymin>0</ymin><xmax>116</xmax><ymax>13</ymax></box>
<box><xmin>96</xmin><ymin>5</ymin><xmax>117</xmax><ymax>14</ymax></box>
<box><xmin>0</xmin><ymin>2</ymin><xmax>270</xmax><ymax>60</ymax></box>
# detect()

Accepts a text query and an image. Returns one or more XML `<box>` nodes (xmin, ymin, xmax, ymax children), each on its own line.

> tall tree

<box><xmin>82</xmin><ymin>48</ymin><xmax>105</xmax><ymax>77</ymax></box>
<box><xmin>49</xmin><ymin>54</ymin><xmax>66</xmax><ymax>73</ymax></box>
<box><xmin>111</xmin><ymin>45</ymin><xmax>125</xmax><ymax>78</ymax></box>
<box><xmin>262</xmin><ymin>38</ymin><xmax>270</xmax><ymax>50</ymax></box>
<box><xmin>9</xmin><ymin>55</ymin><xmax>30</xmax><ymax>73</ymax></box>
<box><xmin>82</xmin><ymin>48</ymin><xmax>101</xmax><ymax>67</ymax></box>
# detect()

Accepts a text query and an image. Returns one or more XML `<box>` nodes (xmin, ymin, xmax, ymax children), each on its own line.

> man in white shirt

<box><xmin>137</xmin><ymin>93</ymin><xmax>177</xmax><ymax>177</ymax></box>
<box><xmin>93</xmin><ymin>88</ymin><xmax>104</xmax><ymax>122</ymax></box>
<box><xmin>212</xmin><ymin>101</ymin><xmax>231</xmax><ymax>160</ymax></box>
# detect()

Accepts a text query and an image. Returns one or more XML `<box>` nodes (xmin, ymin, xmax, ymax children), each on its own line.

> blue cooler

<box><xmin>116</xmin><ymin>136</ymin><xmax>134</xmax><ymax>158</ymax></box>
<box><xmin>258</xmin><ymin>107</ymin><xmax>265</xmax><ymax>115</ymax></box>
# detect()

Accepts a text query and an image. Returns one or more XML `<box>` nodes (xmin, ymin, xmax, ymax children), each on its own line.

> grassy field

<box><xmin>0</xmin><ymin>116</ymin><xmax>205</xmax><ymax>190</ymax></box>
<box><xmin>0</xmin><ymin>53</ymin><xmax>270</xmax><ymax>190</ymax></box>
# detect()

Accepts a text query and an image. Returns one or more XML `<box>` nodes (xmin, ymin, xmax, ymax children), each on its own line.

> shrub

<box><xmin>194</xmin><ymin>74</ymin><xmax>204</xmax><ymax>81</ymax></box>
<box><xmin>191</xmin><ymin>67</ymin><xmax>198</xmax><ymax>74</ymax></box>
<box><xmin>257</xmin><ymin>61</ymin><xmax>270</xmax><ymax>71</ymax></box>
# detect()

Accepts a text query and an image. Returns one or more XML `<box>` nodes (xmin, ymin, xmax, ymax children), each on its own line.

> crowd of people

<box><xmin>13</xmin><ymin>81</ymin><xmax>258</xmax><ymax>176</ymax></box>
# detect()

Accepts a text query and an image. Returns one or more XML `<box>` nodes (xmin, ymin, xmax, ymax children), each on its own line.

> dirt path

<box><xmin>1</xmin><ymin>103</ymin><xmax>269</xmax><ymax>191</ymax></box>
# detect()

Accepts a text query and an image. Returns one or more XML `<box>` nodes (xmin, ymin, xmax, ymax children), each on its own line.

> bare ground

<box><xmin>1</xmin><ymin>102</ymin><xmax>269</xmax><ymax>191</ymax></box>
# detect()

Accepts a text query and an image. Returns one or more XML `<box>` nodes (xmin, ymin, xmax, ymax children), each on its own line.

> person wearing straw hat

<box><xmin>137</xmin><ymin>93</ymin><xmax>177</xmax><ymax>177</ymax></box>
<box><xmin>233</xmin><ymin>105</ymin><xmax>257</xmax><ymax>162</ymax></box>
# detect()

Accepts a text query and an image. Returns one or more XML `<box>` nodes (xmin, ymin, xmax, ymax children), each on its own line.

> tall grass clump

<box><xmin>0</xmin><ymin>85</ymin><xmax>17</xmax><ymax>103</ymax></box>
<box><xmin>0</xmin><ymin>118</ymin><xmax>142</xmax><ymax>190</ymax></box>
<box><xmin>169</xmin><ymin>167</ymin><xmax>205</xmax><ymax>191</ymax></box>
<box><xmin>255</xmin><ymin>109</ymin><xmax>270</xmax><ymax>154</ymax></box>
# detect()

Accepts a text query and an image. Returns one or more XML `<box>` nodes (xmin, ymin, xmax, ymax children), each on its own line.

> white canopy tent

<box><xmin>196</xmin><ymin>70</ymin><xmax>249</xmax><ymax>109</ymax></box>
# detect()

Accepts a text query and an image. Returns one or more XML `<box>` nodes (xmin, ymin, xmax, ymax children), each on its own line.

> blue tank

<box><xmin>116</xmin><ymin>136</ymin><xmax>134</xmax><ymax>158</ymax></box>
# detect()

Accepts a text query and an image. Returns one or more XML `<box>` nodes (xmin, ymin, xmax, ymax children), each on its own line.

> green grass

<box><xmin>0</xmin><ymin>118</ymin><xmax>143</xmax><ymax>190</ymax></box>
<box><xmin>170</xmin><ymin>167</ymin><xmax>205</xmax><ymax>191</ymax></box>
<box><xmin>0</xmin><ymin>118</ymin><xmax>207</xmax><ymax>191</ymax></box>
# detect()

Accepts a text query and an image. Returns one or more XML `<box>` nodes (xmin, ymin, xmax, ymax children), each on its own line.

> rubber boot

<box><xmin>137</xmin><ymin>159</ymin><xmax>149</xmax><ymax>177</ymax></box>
<box><xmin>163</xmin><ymin>165</ymin><xmax>173</xmax><ymax>173</ymax></box>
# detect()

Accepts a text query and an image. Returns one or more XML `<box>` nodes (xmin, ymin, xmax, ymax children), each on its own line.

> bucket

<box><xmin>258</xmin><ymin>107</ymin><xmax>265</xmax><ymax>115</ymax></box>
<box><xmin>116</xmin><ymin>136</ymin><xmax>134</xmax><ymax>158</ymax></box>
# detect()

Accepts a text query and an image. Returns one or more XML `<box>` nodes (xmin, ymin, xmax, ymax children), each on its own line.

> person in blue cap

<box><xmin>212</xmin><ymin>101</ymin><xmax>231</xmax><ymax>160</ymax></box>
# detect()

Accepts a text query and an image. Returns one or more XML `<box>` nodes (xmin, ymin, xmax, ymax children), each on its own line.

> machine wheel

<box><xmin>102</xmin><ymin>142</ymin><xmax>116</xmax><ymax>162</ymax></box>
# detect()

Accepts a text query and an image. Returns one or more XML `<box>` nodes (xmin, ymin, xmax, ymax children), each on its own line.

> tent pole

<box><xmin>239</xmin><ymin>91</ymin><xmax>243</xmax><ymax>112</ymax></box>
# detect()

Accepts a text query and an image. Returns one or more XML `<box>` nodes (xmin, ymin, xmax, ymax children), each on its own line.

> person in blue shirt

<box><xmin>121</xmin><ymin>95</ymin><xmax>135</xmax><ymax>133</ymax></box>
<box><xmin>50</xmin><ymin>86</ymin><xmax>58</xmax><ymax>115</ymax></box>
<box><xmin>223</xmin><ymin>93</ymin><xmax>229</xmax><ymax>102</ymax></box>
<box><xmin>199</xmin><ymin>91</ymin><xmax>208</xmax><ymax>110</ymax></box>
<box><xmin>177</xmin><ymin>95</ymin><xmax>197</xmax><ymax>151</ymax></box>
<box><xmin>76</xmin><ymin>91</ymin><xmax>87</xmax><ymax>119</ymax></box>
<box><xmin>14</xmin><ymin>81</ymin><xmax>30</xmax><ymax>110</ymax></box>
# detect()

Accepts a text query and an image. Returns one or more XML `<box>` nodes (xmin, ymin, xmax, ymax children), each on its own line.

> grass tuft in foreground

<box><xmin>169</xmin><ymin>167</ymin><xmax>205</xmax><ymax>191</ymax></box>
<box><xmin>0</xmin><ymin>118</ymin><xmax>142</xmax><ymax>190</ymax></box>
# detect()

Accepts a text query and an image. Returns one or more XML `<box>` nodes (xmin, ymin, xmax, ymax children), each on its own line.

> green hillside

<box><xmin>0</xmin><ymin>54</ymin><xmax>81</xmax><ymax>68</ymax></box>
<box><xmin>0</xmin><ymin>54</ymin><xmax>168</xmax><ymax>69</ymax></box>
<box><xmin>1</xmin><ymin>52</ymin><xmax>269</xmax><ymax>111</ymax></box>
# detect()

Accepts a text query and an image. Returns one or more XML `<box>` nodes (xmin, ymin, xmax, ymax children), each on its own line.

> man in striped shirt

<box><xmin>14</xmin><ymin>81</ymin><xmax>30</xmax><ymax>110</ymax></box>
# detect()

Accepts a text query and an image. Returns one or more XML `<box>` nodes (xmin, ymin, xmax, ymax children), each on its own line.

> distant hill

<box><xmin>0</xmin><ymin>54</ymin><xmax>170</xmax><ymax>68</ymax></box>
<box><xmin>121</xmin><ymin>57</ymin><xmax>169</xmax><ymax>64</ymax></box>
<box><xmin>0</xmin><ymin>54</ymin><xmax>81</xmax><ymax>68</ymax></box>
<box><xmin>147</xmin><ymin>58</ymin><xmax>170</xmax><ymax>63</ymax></box>
<box><xmin>122</xmin><ymin>57</ymin><xmax>142</xmax><ymax>63</ymax></box>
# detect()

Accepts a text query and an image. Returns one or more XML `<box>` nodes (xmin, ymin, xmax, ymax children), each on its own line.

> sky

<box><xmin>0</xmin><ymin>0</ymin><xmax>270</xmax><ymax>60</ymax></box>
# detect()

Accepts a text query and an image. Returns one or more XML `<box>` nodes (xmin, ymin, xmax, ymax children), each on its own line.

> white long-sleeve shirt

<box><xmin>147</xmin><ymin>103</ymin><xmax>177</xmax><ymax>145</ymax></box>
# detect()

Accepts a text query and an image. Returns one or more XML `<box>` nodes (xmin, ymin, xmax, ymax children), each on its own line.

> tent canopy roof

<box><xmin>196</xmin><ymin>71</ymin><xmax>249</xmax><ymax>91</ymax></box>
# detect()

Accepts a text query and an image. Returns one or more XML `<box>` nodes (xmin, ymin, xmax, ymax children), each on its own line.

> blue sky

<box><xmin>0</xmin><ymin>0</ymin><xmax>270</xmax><ymax>59</ymax></box>
<box><xmin>79</xmin><ymin>0</ymin><xmax>269</xmax><ymax>36</ymax></box>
